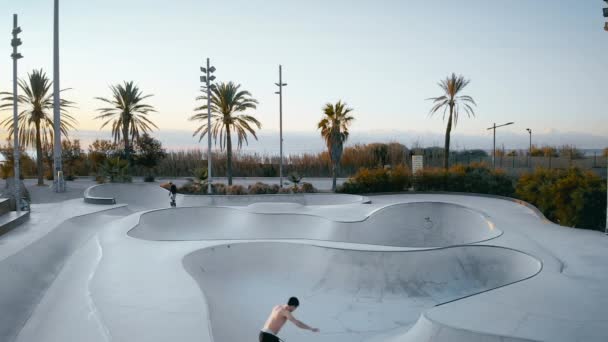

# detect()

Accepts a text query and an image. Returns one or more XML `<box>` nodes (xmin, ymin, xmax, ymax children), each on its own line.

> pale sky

<box><xmin>0</xmin><ymin>0</ymin><xmax>606</xmax><ymax>151</ymax></box>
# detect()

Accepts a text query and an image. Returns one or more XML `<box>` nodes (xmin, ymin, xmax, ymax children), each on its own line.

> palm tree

<box><xmin>427</xmin><ymin>73</ymin><xmax>476</xmax><ymax>169</ymax></box>
<box><xmin>0</xmin><ymin>69</ymin><xmax>76</xmax><ymax>185</ymax></box>
<box><xmin>95</xmin><ymin>81</ymin><xmax>157</xmax><ymax>161</ymax></box>
<box><xmin>318</xmin><ymin>101</ymin><xmax>354</xmax><ymax>192</ymax></box>
<box><xmin>190</xmin><ymin>82</ymin><xmax>261</xmax><ymax>186</ymax></box>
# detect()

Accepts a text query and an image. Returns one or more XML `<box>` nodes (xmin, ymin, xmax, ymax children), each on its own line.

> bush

<box><xmin>339</xmin><ymin>164</ymin><xmax>412</xmax><ymax>194</ymax></box>
<box><xmin>178</xmin><ymin>181</ymin><xmax>204</xmax><ymax>194</ymax></box>
<box><xmin>192</xmin><ymin>168</ymin><xmax>208</xmax><ymax>182</ymax></box>
<box><xmin>65</xmin><ymin>174</ymin><xmax>77</xmax><ymax>181</ymax></box>
<box><xmin>226</xmin><ymin>185</ymin><xmax>246</xmax><ymax>195</ymax></box>
<box><xmin>212</xmin><ymin>183</ymin><xmax>227</xmax><ymax>195</ymax></box>
<box><xmin>248</xmin><ymin>182</ymin><xmax>272</xmax><ymax>194</ymax></box>
<box><xmin>143</xmin><ymin>175</ymin><xmax>155</xmax><ymax>182</ymax></box>
<box><xmin>95</xmin><ymin>175</ymin><xmax>106</xmax><ymax>184</ymax></box>
<box><xmin>278</xmin><ymin>187</ymin><xmax>293</xmax><ymax>194</ymax></box>
<box><xmin>300</xmin><ymin>182</ymin><xmax>316</xmax><ymax>193</ymax></box>
<box><xmin>100</xmin><ymin>157</ymin><xmax>132</xmax><ymax>183</ymax></box>
<box><xmin>516</xmin><ymin>168</ymin><xmax>606</xmax><ymax>230</ymax></box>
<box><xmin>412</xmin><ymin>163</ymin><xmax>514</xmax><ymax>197</ymax></box>
<box><xmin>268</xmin><ymin>184</ymin><xmax>280</xmax><ymax>194</ymax></box>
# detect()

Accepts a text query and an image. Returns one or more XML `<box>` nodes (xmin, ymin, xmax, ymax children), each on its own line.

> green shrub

<box><xmin>278</xmin><ymin>187</ymin><xmax>293</xmax><ymax>194</ymax></box>
<box><xmin>412</xmin><ymin>163</ymin><xmax>514</xmax><ymax>197</ymax></box>
<box><xmin>226</xmin><ymin>185</ymin><xmax>246</xmax><ymax>195</ymax></box>
<box><xmin>212</xmin><ymin>183</ymin><xmax>227</xmax><ymax>195</ymax></box>
<box><xmin>192</xmin><ymin>168</ymin><xmax>208</xmax><ymax>182</ymax></box>
<box><xmin>178</xmin><ymin>181</ymin><xmax>203</xmax><ymax>194</ymax></box>
<box><xmin>100</xmin><ymin>157</ymin><xmax>132</xmax><ymax>183</ymax></box>
<box><xmin>248</xmin><ymin>182</ymin><xmax>271</xmax><ymax>194</ymax></box>
<box><xmin>516</xmin><ymin>168</ymin><xmax>606</xmax><ymax>230</ymax></box>
<box><xmin>300</xmin><ymin>182</ymin><xmax>316</xmax><ymax>193</ymax></box>
<box><xmin>339</xmin><ymin>165</ymin><xmax>411</xmax><ymax>194</ymax></box>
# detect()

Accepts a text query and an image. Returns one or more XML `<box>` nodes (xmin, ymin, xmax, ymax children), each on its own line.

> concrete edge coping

<box><xmin>83</xmin><ymin>183</ymin><xmax>370</xmax><ymax>206</ymax></box>
<box><xmin>360</xmin><ymin>191</ymin><xmax>549</xmax><ymax>223</ymax></box>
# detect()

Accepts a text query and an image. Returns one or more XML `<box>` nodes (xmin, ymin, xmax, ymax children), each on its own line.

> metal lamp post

<box><xmin>11</xmin><ymin>14</ymin><xmax>23</xmax><ymax>213</ymax></box>
<box><xmin>604</xmin><ymin>0</ymin><xmax>608</xmax><ymax>31</ymax></box>
<box><xmin>200</xmin><ymin>59</ymin><xmax>216</xmax><ymax>194</ymax></box>
<box><xmin>526</xmin><ymin>128</ymin><xmax>532</xmax><ymax>168</ymax></box>
<box><xmin>486</xmin><ymin>122</ymin><xmax>514</xmax><ymax>169</ymax></box>
<box><xmin>53</xmin><ymin>0</ymin><xmax>65</xmax><ymax>193</ymax></box>
<box><xmin>603</xmin><ymin>1</ymin><xmax>608</xmax><ymax>233</ymax></box>
<box><xmin>274</xmin><ymin>65</ymin><xmax>287</xmax><ymax>188</ymax></box>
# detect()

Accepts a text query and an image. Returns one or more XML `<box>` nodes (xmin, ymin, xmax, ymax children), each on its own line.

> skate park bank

<box><xmin>1</xmin><ymin>183</ymin><xmax>607</xmax><ymax>342</ymax></box>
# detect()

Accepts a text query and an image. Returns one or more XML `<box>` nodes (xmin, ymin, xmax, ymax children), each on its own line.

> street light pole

<box><xmin>275</xmin><ymin>65</ymin><xmax>287</xmax><ymax>188</ymax></box>
<box><xmin>53</xmin><ymin>0</ymin><xmax>65</xmax><ymax>193</ymax></box>
<box><xmin>11</xmin><ymin>14</ymin><xmax>23</xmax><ymax>214</ymax></box>
<box><xmin>603</xmin><ymin>0</ymin><xmax>608</xmax><ymax>233</ymax></box>
<box><xmin>200</xmin><ymin>58</ymin><xmax>216</xmax><ymax>194</ymax></box>
<box><xmin>486</xmin><ymin>122</ymin><xmax>514</xmax><ymax>169</ymax></box>
<box><xmin>526</xmin><ymin>128</ymin><xmax>532</xmax><ymax>168</ymax></box>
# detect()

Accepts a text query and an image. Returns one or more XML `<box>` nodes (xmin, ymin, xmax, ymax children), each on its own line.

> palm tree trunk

<box><xmin>123</xmin><ymin>122</ymin><xmax>130</xmax><ymax>162</ymax></box>
<box><xmin>35</xmin><ymin>121</ymin><xmax>44</xmax><ymax>185</ymax></box>
<box><xmin>443</xmin><ymin>105</ymin><xmax>453</xmax><ymax>170</ymax></box>
<box><xmin>226</xmin><ymin>125</ymin><xmax>233</xmax><ymax>186</ymax></box>
<box><xmin>332</xmin><ymin>162</ymin><xmax>338</xmax><ymax>192</ymax></box>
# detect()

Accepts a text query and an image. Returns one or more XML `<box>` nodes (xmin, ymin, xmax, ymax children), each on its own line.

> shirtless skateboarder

<box><xmin>259</xmin><ymin>297</ymin><xmax>319</xmax><ymax>342</ymax></box>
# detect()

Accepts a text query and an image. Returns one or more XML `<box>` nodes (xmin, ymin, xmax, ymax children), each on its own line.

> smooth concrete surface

<box><xmin>131</xmin><ymin>202</ymin><xmax>501</xmax><ymax>247</ymax></box>
<box><xmin>84</xmin><ymin>183</ymin><xmax>370</xmax><ymax>210</ymax></box>
<box><xmin>183</xmin><ymin>242</ymin><xmax>540</xmax><ymax>342</ymax></box>
<box><xmin>1</xmin><ymin>185</ymin><xmax>607</xmax><ymax>342</ymax></box>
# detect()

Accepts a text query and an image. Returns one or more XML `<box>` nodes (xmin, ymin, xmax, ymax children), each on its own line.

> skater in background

<box><xmin>259</xmin><ymin>297</ymin><xmax>319</xmax><ymax>342</ymax></box>
<box><xmin>169</xmin><ymin>182</ymin><xmax>177</xmax><ymax>207</ymax></box>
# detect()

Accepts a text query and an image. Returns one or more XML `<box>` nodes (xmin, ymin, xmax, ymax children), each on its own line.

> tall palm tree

<box><xmin>427</xmin><ymin>73</ymin><xmax>476</xmax><ymax>169</ymax></box>
<box><xmin>318</xmin><ymin>101</ymin><xmax>354</xmax><ymax>192</ymax></box>
<box><xmin>190</xmin><ymin>81</ymin><xmax>261</xmax><ymax>186</ymax></box>
<box><xmin>0</xmin><ymin>69</ymin><xmax>76</xmax><ymax>185</ymax></box>
<box><xmin>95</xmin><ymin>81</ymin><xmax>157</xmax><ymax>161</ymax></box>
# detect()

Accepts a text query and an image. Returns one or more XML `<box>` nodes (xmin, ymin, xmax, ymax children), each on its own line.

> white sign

<box><xmin>412</xmin><ymin>155</ymin><xmax>424</xmax><ymax>175</ymax></box>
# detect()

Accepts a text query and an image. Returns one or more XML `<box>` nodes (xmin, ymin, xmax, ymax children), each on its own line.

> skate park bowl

<box><xmin>84</xmin><ymin>183</ymin><xmax>370</xmax><ymax>210</ymax></box>
<box><xmin>129</xmin><ymin>202</ymin><xmax>501</xmax><ymax>247</ymax></box>
<box><xmin>8</xmin><ymin>188</ymin><xmax>607</xmax><ymax>342</ymax></box>
<box><xmin>183</xmin><ymin>242</ymin><xmax>542</xmax><ymax>342</ymax></box>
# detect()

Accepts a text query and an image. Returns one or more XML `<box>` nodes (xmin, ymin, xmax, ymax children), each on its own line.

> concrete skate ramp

<box><xmin>183</xmin><ymin>242</ymin><xmax>541</xmax><ymax>342</ymax></box>
<box><xmin>84</xmin><ymin>183</ymin><xmax>170</xmax><ymax>209</ymax></box>
<box><xmin>130</xmin><ymin>202</ymin><xmax>500</xmax><ymax>247</ymax></box>
<box><xmin>84</xmin><ymin>183</ymin><xmax>369</xmax><ymax>209</ymax></box>
<box><xmin>0</xmin><ymin>206</ymin><xmax>130</xmax><ymax>342</ymax></box>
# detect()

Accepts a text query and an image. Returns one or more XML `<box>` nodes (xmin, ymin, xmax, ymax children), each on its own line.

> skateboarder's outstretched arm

<box><xmin>283</xmin><ymin>310</ymin><xmax>319</xmax><ymax>332</ymax></box>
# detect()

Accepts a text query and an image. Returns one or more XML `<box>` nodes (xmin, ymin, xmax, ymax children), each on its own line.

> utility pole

<box><xmin>486</xmin><ymin>122</ymin><xmax>514</xmax><ymax>169</ymax></box>
<box><xmin>11</xmin><ymin>14</ymin><xmax>23</xmax><ymax>213</ymax></box>
<box><xmin>275</xmin><ymin>65</ymin><xmax>287</xmax><ymax>188</ymax></box>
<box><xmin>526</xmin><ymin>128</ymin><xmax>532</xmax><ymax>168</ymax></box>
<box><xmin>603</xmin><ymin>0</ymin><xmax>608</xmax><ymax>232</ymax></box>
<box><xmin>200</xmin><ymin>59</ymin><xmax>216</xmax><ymax>194</ymax></box>
<box><xmin>53</xmin><ymin>0</ymin><xmax>65</xmax><ymax>193</ymax></box>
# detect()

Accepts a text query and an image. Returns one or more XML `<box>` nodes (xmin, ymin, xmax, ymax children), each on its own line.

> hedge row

<box><xmin>339</xmin><ymin>163</ymin><xmax>514</xmax><ymax>197</ymax></box>
<box><xmin>339</xmin><ymin>164</ymin><xmax>607</xmax><ymax>231</ymax></box>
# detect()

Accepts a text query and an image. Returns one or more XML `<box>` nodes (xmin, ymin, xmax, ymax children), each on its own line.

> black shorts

<box><xmin>259</xmin><ymin>331</ymin><xmax>280</xmax><ymax>342</ymax></box>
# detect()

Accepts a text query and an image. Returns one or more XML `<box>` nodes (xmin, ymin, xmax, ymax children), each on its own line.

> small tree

<box><xmin>288</xmin><ymin>172</ymin><xmax>302</xmax><ymax>191</ymax></box>
<box><xmin>134</xmin><ymin>133</ymin><xmax>166</xmax><ymax>181</ymax></box>
<box><xmin>61</xmin><ymin>139</ymin><xmax>83</xmax><ymax>178</ymax></box>
<box><xmin>88</xmin><ymin>139</ymin><xmax>118</xmax><ymax>174</ymax></box>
